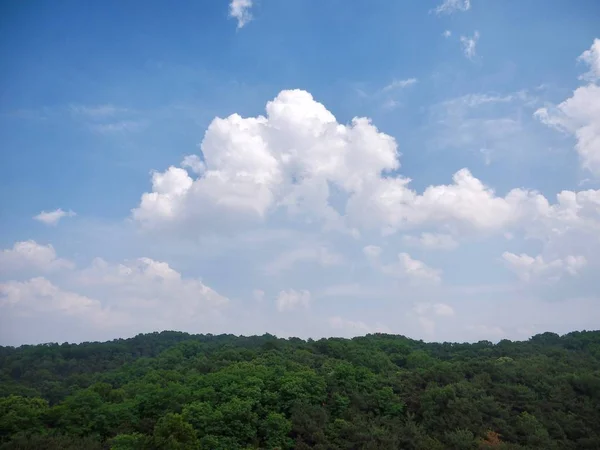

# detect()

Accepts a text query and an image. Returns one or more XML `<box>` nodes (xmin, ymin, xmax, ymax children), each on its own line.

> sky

<box><xmin>1</xmin><ymin>0</ymin><xmax>599</xmax><ymax>346</ymax></box>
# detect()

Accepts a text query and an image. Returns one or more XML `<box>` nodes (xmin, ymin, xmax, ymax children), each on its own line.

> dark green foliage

<box><xmin>1</xmin><ymin>330</ymin><xmax>600</xmax><ymax>449</ymax></box>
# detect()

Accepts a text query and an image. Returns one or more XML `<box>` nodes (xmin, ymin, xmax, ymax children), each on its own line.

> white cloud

<box><xmin>433</xmin><ymin>0</ymin><xmax>471</xmax><ymax>15</ymax></box>
<box><xmin>181</xmin><ymin>154</ymin><xmax>206</xmax><ymax>175</ymax></box>
<box><xmin>382</xmin><ymin>78</ymin><xmax>418</xmax><ymax>92</ymax></box>
<box><xmin>535</xmin><ymin>83</ymin><xmax>600</xmax><ymax>176</ymax></box>
<box><xmin>75</xmin><ymin>257</ymin><xmax>228</xmax><ymax>321</ymax></box>
<box><xmin>535</xmin><ymin>39</ymin><xmax>600</xmax><ymax>176</ymax></box>
<box><xmin>133</xmin><ymin>89</ymin><xmax>578</xmax><ymax>240</ymax></box>
<box><xmin>443</xmin><ymin>30</ymin><xmax>452</xmax><ymax>38</ymax></box>
<box><xmin>578</xmin><ymin>38</ymin><xmax>600</xmax><ymax>82</ymax></box>
<box><xmin>253</xmin><ymin>289</ymin><xmax>265</xmax><ymax>302</ymax></box>
<box><xmin>402</xmin><ymin>232</ymin><xmax>458</xmax><ymax>250</ymax></box>
<box><xmin>460</xmin><ymin>31</ymin><xmax>480</xmax><ymax>60</ymax></box>
<box><xmin>329</xmin><ymin>316</ymin><xmax>370</xmax><ymax>333</ymax></box>
<box><xmin>502</xmin><ymin>252</ymin><xmax>587</xmax><ymax>282</ymax></box>
<box><xmin>395</xmin><ymin>253</ymin><xmax>442</xmax><ymax>284</ymax></box>
<box><xmin>0</xmin><ymin>240</ymin><xmax>73</xmax><ymax>272</ymax></box>
<box><xmin>365</xmin><ymin>246</ymin><xmax>442</xmax><ymax>284</ymax></box>
<box><xmin>413</xmin><ymin>302</ymin><xmax>455</xmax><ymax>317</ymax></box>
<box><xmin>229</xmin><ymin>0</ymin><xmax>253</xmax><ymax>28</ymax></box>
<box><xmin>276</xmin><ymin>289</ymin><xmax>311</xmax><ymax>312</ymax></box>
<box><xmin>0</xmin><ymin>277</ymin><xmax>114</xmax><ymax>326</ymax></box>
<box><xmin>0</xmin><ymin>243</ymin><xmax>230</xmax><ymax>343</ymax></box>
<box><xmin>263</xmin><ymin>246</ymin><xmax>343</xmax><ymax>275</ymax></box>
<box><xmin>133</xmin><ymin>89</ymin><xmax>400</xmax><ymax>234</ymax></box>
<box><xmin>34</xmin><ymin>208</ymin><xmax>76</xmax><ymax>226</ymax></box>
<box><xmin>410</xmin><ymin>302</ymin><xmax>455</xmax><ymax>337</ymax></box>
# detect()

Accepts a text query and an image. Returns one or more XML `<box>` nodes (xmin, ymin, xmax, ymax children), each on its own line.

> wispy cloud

<box><xmin>89</xmin><ymin>120</ymin><xmax>147</xmax><ymax>134</ymax></box>
<box><xmin>433</xmin><ymin>0</ymin><xmax>471</xmax><ymax>15</ymax></box>
<box><xmin>69</xmin><ymin>104</ymin><xmax>129</xmax><ymax>118</ymax></box>
<box><xmin>382</xmin><ymin>78</ymin><xmax>418</xmax><ymax>92</ymax></box>
<box><xmin>460</xmin><ymin>31</ymin><xmax>480</xmax><ymax>60</ymax></box>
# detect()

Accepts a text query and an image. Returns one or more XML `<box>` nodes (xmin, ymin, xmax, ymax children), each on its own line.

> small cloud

<box><xmin>443</xmin><ymin>30</ymin><xmax>452</xmax><ymax>38</ymax></box>
<box><xmin>229</xmin><ymin>0</ymin><xmax>253</xmax><ymax>29</ymax></box>
<box><xmin>33</xmin><ymin>208</ymin><xmax>76</xmax><ymax>226</ymax></box>
<box><xmin>460</xmin><ymin>31</ymin><xmax>480</xmax><ymax>60</ymax></box>
<box><xmin>276</xmin><ymin>289</ymin><xmax>311</xmax><ymax>312</ymax></box>
<box><xmin>410</xmin><ymin>302</ymin><xmax>455</xmax><ymax>337</ymax></box>
<box><xmin>252</xmin><ymin>289</ymin><xmax>265</xmax><ymax>302</ymax></box>
<box><xmin>382</xmin><ymin>78</ymin><xmax>418</xmax><ymax>92</ymax></box>
<box><xmin>402</xmin><ymin>232</ymin><xmax>459</xmax><ymax>251</ymax></box>
<box><xmin>365</xmin><ymin>247</ymin><xmax>442</xmax><ymax>284</ymax></box>
<box><xmin>264</xmin><ymin>246</ymin><xmax>343</xmax><ymax>275</ymax></box>
<box><xmin>181</xmin><ymin>155</ymin><xmax>206</xmax><ymax>175</ymax></box>
<box><xmin>480</xmin><ymin>148</ymin><xmax>493</xmax><ymax>165</ymax></box>
<box><xmin>433</xmin><ymin>0</ymin><xmax>471</xmax><ymax>15</ymax></box>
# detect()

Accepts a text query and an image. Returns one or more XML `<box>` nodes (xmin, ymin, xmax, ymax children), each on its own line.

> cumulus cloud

<box><xmin>133</xmin><ymin>89</ymin><xmax>597</xmax><ymax>241</ymax></box>
<box><xmin>502</xmin><ymin>252</ymin><xmax>587</xmax><ymax>282</ymax></box>
<box><xmin>34</xmin><ymin>208</ymin><xmax>76</xmax><ymax>226</ymax></box>
<box><xmin>402</xmin><ymin>232</ymin><xmax>459</xmax><ymax>250</ymax></box>
<box><xmin>433</xmin><ymin>0</ymin><xmax>471</xmax><ymax>15</ymax></box>
<box><xmin>229</xmin><ymin>0</ymin><xmax>253</xmax><ymax>28</ymax></box>
<box><xmin>460</xmin><ymin>31</ymin><xmax>480</xmax><ymax>60</ymax></box>
<box><xmin>0</xmin><ymin>240</ymin><xmax>73</xmax><ymax>272</ymax></box>
<box><xmin>276</xmin><ymin>289</ymin><xmax>311</xmax><ymax>312</ymax></box>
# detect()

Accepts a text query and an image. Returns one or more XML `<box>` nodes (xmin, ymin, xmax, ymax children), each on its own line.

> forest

<box><xmin>1</xmin><ymin>330</ymin><xmax>600</xmax><ymax>449</ymax></box>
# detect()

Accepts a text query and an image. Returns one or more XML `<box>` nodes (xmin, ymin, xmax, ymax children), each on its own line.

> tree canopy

<box><xmin>1</xmin><ymin>330</ymin><xmax>600</xmax><ymax>449</ymax></box>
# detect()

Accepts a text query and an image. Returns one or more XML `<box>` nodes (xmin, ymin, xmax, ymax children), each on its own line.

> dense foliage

<box><xmin>1</xmin><ymin>330</ymin><xmax>600</xmax><ymax>449</ymax></box>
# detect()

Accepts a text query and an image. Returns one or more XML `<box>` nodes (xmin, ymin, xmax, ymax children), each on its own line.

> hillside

<box><xmin>1</xmin><ymin>330</ymin><xmax>600</xmax><ymax>449</ymax></box>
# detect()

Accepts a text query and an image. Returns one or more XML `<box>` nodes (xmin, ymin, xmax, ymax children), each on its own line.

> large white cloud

<box><xmin>136</xmin><ymin>89</ymin><xmax>590</xmax><ymax>240</ymax></box>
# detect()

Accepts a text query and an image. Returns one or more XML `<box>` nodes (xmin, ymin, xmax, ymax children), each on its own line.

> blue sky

<box><xmin>1</xmin><ymin>0</ymin><xmax>599</xmax><ymax>345</ymax></box>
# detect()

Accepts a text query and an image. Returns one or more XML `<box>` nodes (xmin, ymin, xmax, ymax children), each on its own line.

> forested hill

<box><xmin>1</xmin><ymin>331</ymin><xmax>600</xmax><ymax>449</ymax></box>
